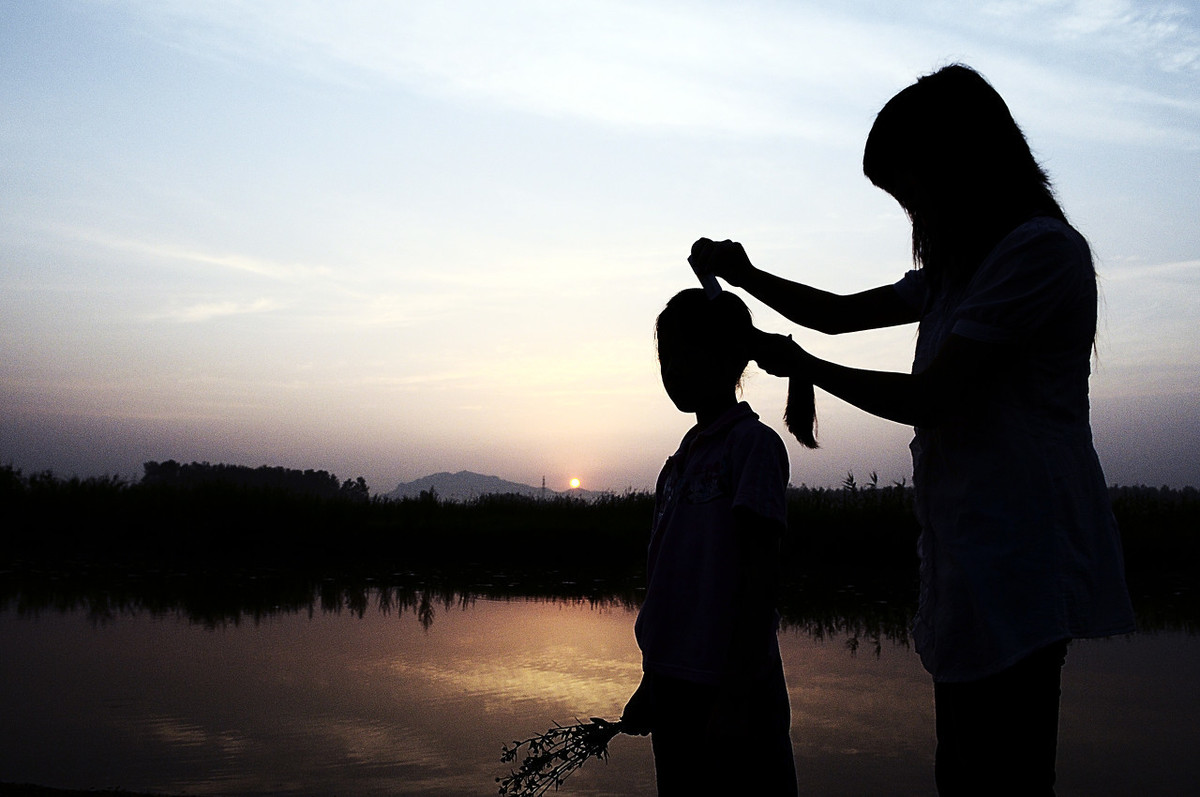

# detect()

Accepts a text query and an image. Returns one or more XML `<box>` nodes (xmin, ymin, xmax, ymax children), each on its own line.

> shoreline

<box><xmin>0</xmin><ymin>786</ymin><xmax>167</xmax><ymax>797</ymax></box>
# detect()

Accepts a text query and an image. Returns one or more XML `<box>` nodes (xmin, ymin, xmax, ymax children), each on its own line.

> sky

<box><xmin>2</xmin><ymin>0</ymin><xmax>1198</xmax><ymax>494</ymax></box>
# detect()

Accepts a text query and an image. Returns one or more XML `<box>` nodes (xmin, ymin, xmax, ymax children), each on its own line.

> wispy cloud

<box><xmin>1046</xmin><ymin>0</ymin><xmax>1198</xmax><ymax>72</ymax></box>
<box><xmin>1102</xmin><ymin>257</ymin><xmax>1200</xmax><ymax>282</ymax></box>
<box><xmin>120</xmin><ymin>1</ymin><xmax>903</xmax><ymax>141</ymax></box>
<box><xmin>150</xmin><ymin>298</ymin><xmax>282</xmax><ymax>324</ymax></box>
<box><xmin>71</xmin><ymin>228</ymin><xmax>336</xmax><ymax>281</ymax></box>
<box><xmin>978</xmin><ymin>0</ymin><xmax>1198</xmax><ymax>62</ymax></box>
<box><xmin>124</xmin><ymin>0</ymin><xmax>1199</xmax><ymax>149</ymax></box>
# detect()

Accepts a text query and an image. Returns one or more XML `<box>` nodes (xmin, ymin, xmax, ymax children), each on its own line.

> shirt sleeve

<box><xmin>951</xmin><ymin>219</ymin><xmax>1093</xmax><ymax>343</ymax></box>
<box><xmin>728</xmin><ymin>424</ymin><xmax>789</xmax><ymax>528</ymax></box>
<box><xmin>892</xmin><ymin>269</ymin><xmax>928</xmax><ymax>312</ymax></box>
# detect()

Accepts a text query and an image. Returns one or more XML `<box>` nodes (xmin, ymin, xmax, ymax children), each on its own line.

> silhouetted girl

<box><xmin>621</xmin><ymin>289</ymin><xmax>799</xmax><ymax>796</ymax></box>
<box><xmin>691</xmin><ymin>64</ymin><xmax>1135</xmax><ymax>797</ymax></box>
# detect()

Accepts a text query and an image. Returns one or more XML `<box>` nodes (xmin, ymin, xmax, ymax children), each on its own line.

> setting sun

<box><xmin>569</xmin><ymin>478</ymin><xmax>581</xmax><ymax>490</ymax></box>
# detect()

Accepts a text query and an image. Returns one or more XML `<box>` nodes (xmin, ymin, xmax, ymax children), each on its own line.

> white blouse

<box><xmin>893</xmin><ymin>217</ymin><xmax>1136</xmax><ymax>682</ymax></box>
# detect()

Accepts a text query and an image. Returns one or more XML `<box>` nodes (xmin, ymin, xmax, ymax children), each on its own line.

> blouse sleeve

<box><xmin>951</xmin><ymin>218</ymin><xmax>1093</xmax><ymax>343</ymax></box>
<box><xmin>892</xmin><ymin>269</ymin><xmax>927</xmax><ymax>312</ymax></box>
<box><xmin>729</xmin><ymin>424</ymin><xmax>789</xmax><ymax>528</ymax></box>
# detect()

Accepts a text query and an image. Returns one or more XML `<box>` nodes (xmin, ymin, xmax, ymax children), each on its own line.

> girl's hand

<box><xmin>620</xmin><ymin>675</ymin><xmax>654</xmax><ymax>736</ymax></box>
<box><xmin>689</xmin><ymin>238</ymin><xmax>754</xmax><ymax>287</ymax></box>
<box><xmin>752</xmin><ymin>328</ymin><xmax>809</xmax><ymax>378</ymax></box>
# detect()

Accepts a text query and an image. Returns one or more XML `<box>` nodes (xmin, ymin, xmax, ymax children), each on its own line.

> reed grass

<box><xmin>2</xmin><ymin>464</ymin><xmax>1196</xmax><ymax>634</ymax></box>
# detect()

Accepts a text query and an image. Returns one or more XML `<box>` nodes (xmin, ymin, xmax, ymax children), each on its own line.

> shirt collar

<box><xmin>674</xmin><ymin>401</ymin><xmax>759</xmax><ymax>457</ymax></box>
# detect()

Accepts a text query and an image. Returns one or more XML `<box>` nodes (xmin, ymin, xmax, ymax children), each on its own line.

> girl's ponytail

<box><xmin>784</xmin><ymin>376</ymin><xmax>818</xmax><ymax>449</ymax></box>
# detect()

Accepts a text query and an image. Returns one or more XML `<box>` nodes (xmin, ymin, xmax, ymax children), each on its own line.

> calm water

<box><xmin>1</xmin><ymin>591</ymin><xmax>1197</xmax><ymax>796</ymax></box>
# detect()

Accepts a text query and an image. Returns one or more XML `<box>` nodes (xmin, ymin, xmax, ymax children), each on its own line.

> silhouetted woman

<box><xmin>690</xmin><ymin>64</ymin><xmax>1135</xmax><ymax>797</ymax></box>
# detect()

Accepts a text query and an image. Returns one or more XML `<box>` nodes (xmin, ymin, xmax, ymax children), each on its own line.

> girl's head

<box><xmin>655</xmin><ymin>288</ymin><xmax>819</xmax><ymax>448</ymax></box>
<box><xmin>655</xmin><ymin>289</ymin><xmax>752</xmax><ymax>413</ymax></box>
<box><xmin>863</xmin><ymin>64</ymin><xmax>1067</xmax><ymax>292</ymax></box>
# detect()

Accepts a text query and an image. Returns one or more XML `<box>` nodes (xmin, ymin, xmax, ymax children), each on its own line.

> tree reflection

<box><xmin>3</xmin><ymin>566</ymin><xmax>1193</xmax><ymax>641</ymax></box>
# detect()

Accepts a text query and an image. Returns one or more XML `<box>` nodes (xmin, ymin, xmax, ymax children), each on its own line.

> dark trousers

<box><xmin>649</xmin><ymin>659</ymin><xmax>797</xmax><ymax>796</ymax></box>
<box><xmin>934</xmin><ymin>639</ymin><xmax>1070</xmax><ymax>797</ymax></box>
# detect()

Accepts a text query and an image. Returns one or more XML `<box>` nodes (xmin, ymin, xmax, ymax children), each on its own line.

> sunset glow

<box><xmin>569</xmin><ymin>478</ymin><xmax>581</xmax><ymax>490</ymax></box>
<box><xmin>1</xmin><ymin>1</ymin><xmax>1197</xmax><ymax>492</ymax></box>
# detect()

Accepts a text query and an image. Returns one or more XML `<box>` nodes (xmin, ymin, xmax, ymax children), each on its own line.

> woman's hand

<box><xmin>689</xmin><ymin>238</ymin><xmax>754</xmax><ymax>287</ymax></box>
<box><xmin>751</xmin><ymin>328</ymin><xmax>810</xmax><ymax>378</ymax></box>
<box><xmin>620</xmin><ymin>675</ymin><xmax>654</xmax><ymax>736</ymax></box>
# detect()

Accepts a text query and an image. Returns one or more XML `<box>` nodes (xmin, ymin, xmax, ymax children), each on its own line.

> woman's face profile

<box><xmin>888</xmin><ymin>163</ymin><xmax>936</xmax><ymax>218</ymax></box>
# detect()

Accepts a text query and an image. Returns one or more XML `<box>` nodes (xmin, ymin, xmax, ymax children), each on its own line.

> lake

<box><xmin>1</xmin><ymin>583</ymin><xmax>1197</xmax><ymax>796</ymax></box>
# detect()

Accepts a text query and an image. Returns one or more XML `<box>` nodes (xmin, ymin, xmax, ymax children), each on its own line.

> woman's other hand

<box><xmin>752</xmin><ymin>328</ymin><xmax>808</xmax><ymax>378</ymax></box>
<box><xmin>689</xmin><ymin>238</ymin><xmax>754</xmax><ymax>287</ymax></box>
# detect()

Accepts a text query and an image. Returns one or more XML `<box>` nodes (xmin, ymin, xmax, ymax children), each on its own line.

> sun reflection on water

<box><xmin>0</xmin><ymin>591</ymin><xmax>1195</xmax><ymax>796</ymax></box>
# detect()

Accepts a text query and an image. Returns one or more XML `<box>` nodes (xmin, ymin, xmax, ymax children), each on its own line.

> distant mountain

<box><xmin>386</xmin><ymin>470</ymin><xmax>598</xmax><ymax>502</ymax></box>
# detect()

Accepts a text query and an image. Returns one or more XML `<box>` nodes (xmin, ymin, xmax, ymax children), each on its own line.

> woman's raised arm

<box><xmin>690</xmin><ymin>238</ymin><xmax>918</xmax><ymax>334</ymax></box>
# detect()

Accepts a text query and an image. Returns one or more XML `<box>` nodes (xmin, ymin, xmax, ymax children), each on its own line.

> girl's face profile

<box><xmin>658</xmin><ymin>339</ymin><xmax>733</xmax><ymax>414</ymax></box>
<box><xmin>655</xmin><ymin>291</ymin><xmax>749</xmax><ymax>418</ymax></box>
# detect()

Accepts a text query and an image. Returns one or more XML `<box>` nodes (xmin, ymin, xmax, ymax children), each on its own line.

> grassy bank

<box><xmin>3</xmin><ymin>465</ymin><xmax>1195</xmax><ymax>574</ymax></box>
<box><xmin>2</xmin><ymin>465</ymin><xmax>1196</xmax><ymax>635</ymax></box>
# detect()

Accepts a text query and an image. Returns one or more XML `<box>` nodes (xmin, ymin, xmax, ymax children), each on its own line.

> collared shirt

<box><xmin>893</xmin><ymin>216</ymin><xmax>1136</xmax><ymax>682</ymax></box>
<box><xmin>635</xmin><ymin>402</ymin><xmax>789</xmax><ymax>685</ymax></box>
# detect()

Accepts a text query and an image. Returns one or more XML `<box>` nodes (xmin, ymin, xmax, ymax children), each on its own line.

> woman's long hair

<box><xmin>656</xmin><ymin>289</ymin><xmax>817</xmax><ymax>448</ymax></box>
<box><xmin>863</xmin><ymin>64</ymin><xmax>1070</xmax><ymax>297</ymax></box>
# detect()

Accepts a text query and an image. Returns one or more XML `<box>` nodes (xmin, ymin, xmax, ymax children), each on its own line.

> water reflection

<box><xmin>6</xmin><ymin>566</ymin><xmax>1193</xmax><ymax>639</ymax></box>
<box><xmin>1</xmin><ymin>574</ymin><xmax>1197</xmax><ymax>796</ymax></box>
<box><xmin>1</xmin><ymin>569</ymin><xmax>639</xmax><ymax>629</ymax></box>
<box><xmin>2</xmin><ymin>568</ymin><xmax>923</xmax><ymax>648</ymax></box>
<box><xmin>1</xmin><ymin>593</ymin><xmax>651</xmax><ymax>796</ymax></box>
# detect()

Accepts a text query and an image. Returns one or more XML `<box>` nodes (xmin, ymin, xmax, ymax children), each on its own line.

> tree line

<box><xmin>142</xmin><ymin>459</ymin><xmax>371</xmax><ymax>501</ymax></box>
<box><xmin>1</xmin><ymin>463</ymin><xmax>1196</xmax><ymax>582</ymax></box>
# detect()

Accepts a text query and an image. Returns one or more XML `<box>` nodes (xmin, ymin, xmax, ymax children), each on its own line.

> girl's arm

<box><xmin>690</xmin><ymin>238</ymin><xmax>919</xmax><ymax>334</ymax></box>
<box><xmin>754</xmin><ymin>330</ymin><xmax>1016</xmax><ymax>429</ymax></box>
<box><xmin>620</xmin><ymin>674</ymin><xmax>653</xmax><ymax>736</ymax></box>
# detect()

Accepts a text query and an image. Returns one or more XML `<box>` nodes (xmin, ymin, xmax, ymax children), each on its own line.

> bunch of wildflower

<box><xmin>497</xmin><ymin>717</ymin><xmax>624</xmax><ymax>796</ymax></box>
